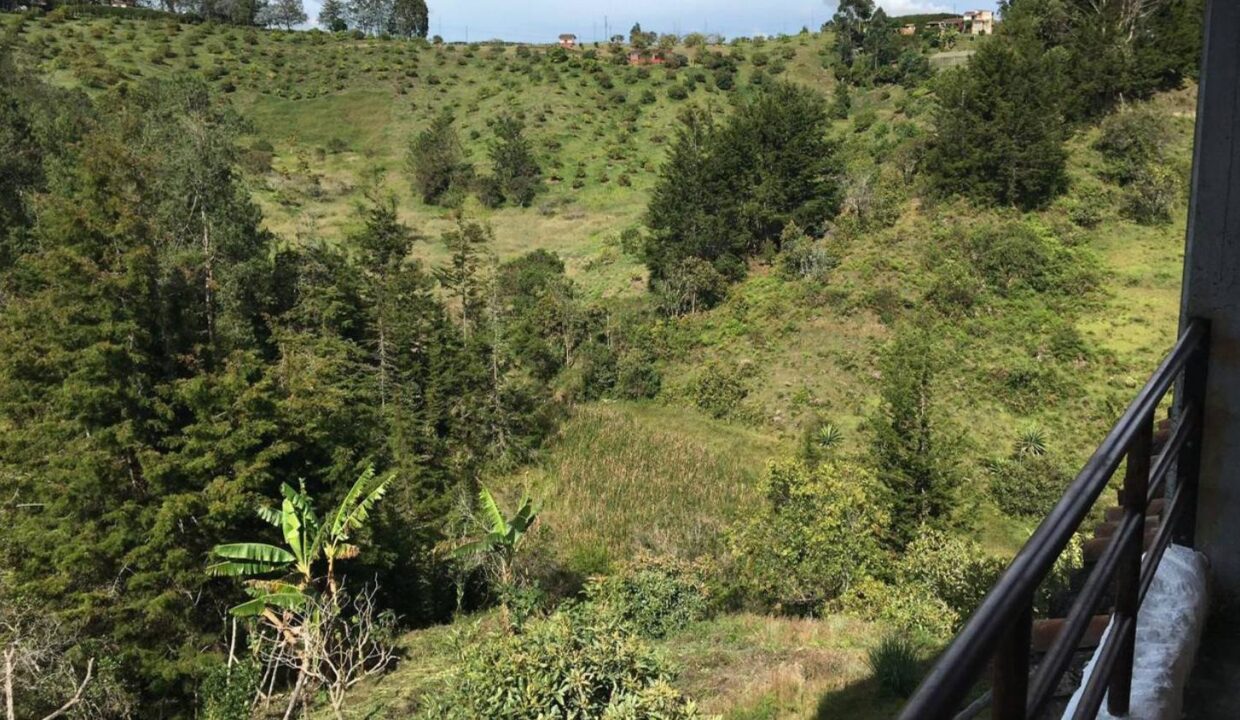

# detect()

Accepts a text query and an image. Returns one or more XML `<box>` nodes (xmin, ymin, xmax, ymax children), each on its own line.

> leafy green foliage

<box><xmin>586</xmin><ymin>555</ymin><xmax>712</xmax><ymax>639</ymax></box>
<box><xmin>425</xmin><ymin>604</ymin><xmax>713</xmax><ymax>719</ymax></box>
<box><xmin>730</xmin><ymin>459</ymin><xmax>888</xmax><ymax>615</ymax></box>
<box><xmin>987</xmin><ymin>455</ymin><xmax>1071</xmax><ymax>518</ymax></box>
<box><xmin>200</xmin><ymin>660</ymin><xmax>260</xmax><ymax>720</ymax></box>
<box><xmin>209</xmin><ymin>467</ymin><xmax>392</xmax><ymax>614</ymax></box>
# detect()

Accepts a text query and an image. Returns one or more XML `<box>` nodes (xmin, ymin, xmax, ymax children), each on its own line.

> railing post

<box><xmin>992</xmin><ymin>595</ymin><xmax>1031</xmax><ymax>720</ymax></box>
<box><xmin>1108</xmin><ymin>413</ymin><xmax>1152</xmax><ymax>715</ymax></box>
<box><xmin>1175</xmin><ymin>322</ymin><xmax>1210</xmax><ymax>548</ymax></box>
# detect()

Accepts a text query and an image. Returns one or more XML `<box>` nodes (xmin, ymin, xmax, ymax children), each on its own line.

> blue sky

<box><xmin>303</xmin><ymin>0</ymin><xmax>1001</xmax><ymax>43</ymax></box>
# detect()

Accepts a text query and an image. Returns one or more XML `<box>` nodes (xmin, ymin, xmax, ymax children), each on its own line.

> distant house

<box><xmin>926</xmin><ymin>17</ymin><xmax>966</xmax><ymax>33</ymax></box>
<box><xmin>627</xmin><ymin>50</ymin><xmax>665</xmax><ymax>66</ymax></box>
<box><xmin>898</xmin><ymin>23</ymin><xmax>917</xmax><ymax>36</ymax></box>
<box><xmin>963</xmin><ymin>10</ymin><xmax>994</xmax><ymax>35</ymax></box>
<box><xmin>558</xmin><ymin>33</ymin><xmax>577</xmax><ymax>49</ymax></box>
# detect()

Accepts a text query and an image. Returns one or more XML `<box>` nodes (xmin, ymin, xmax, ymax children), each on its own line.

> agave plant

<box><xmin>209</xmin><ymin>466</ymin><xmax>393</xmax><ymax>617</ymax></box>
<box><xmin>815</xmin><ymin>422</ymin><xmax>844</xmax><ymax>451</ymax></box>
<box><xmin>1014</xmin><ymin>426</ymin><xmax>1048</xmax><ymax>458</ymax></box>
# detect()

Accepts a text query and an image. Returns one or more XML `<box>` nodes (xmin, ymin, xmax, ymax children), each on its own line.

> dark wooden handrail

<box><xmin>898</xmin><ymin>318</ymin><xmax>1210</xmax><ymax>720</ymax></box>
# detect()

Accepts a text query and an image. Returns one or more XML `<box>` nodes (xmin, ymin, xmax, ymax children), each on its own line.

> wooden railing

<box><xmin>898</xmin><ymin>318</ymin><xmax>1211</xmax><ymax>720</ymax></box>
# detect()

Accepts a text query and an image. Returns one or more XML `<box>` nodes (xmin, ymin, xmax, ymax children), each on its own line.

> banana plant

<box><xmin>451</xmin><ymin>487</ymin><xmax>540</xmax><ymax>594</ymax></box>
<box><xmin>209</xmin><ymin>466</ymin><xmax>393</xmax><ymax>617</ymax></box>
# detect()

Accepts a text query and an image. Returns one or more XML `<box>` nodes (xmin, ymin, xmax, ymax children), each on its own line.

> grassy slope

<box><xmin>3</xmin><ymin>14</ymin><xmax>1197</xmax><ymax>717</ymax></box>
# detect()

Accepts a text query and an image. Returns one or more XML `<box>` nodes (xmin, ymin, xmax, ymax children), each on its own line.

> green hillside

<box><xmin>0</xmin><ymin>6</ymin><xmax>1201</xmax><ymax>719</ymax></box>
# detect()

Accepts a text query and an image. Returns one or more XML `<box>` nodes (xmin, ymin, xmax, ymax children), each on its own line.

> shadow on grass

<box><xmin>813</xmin><ymin>673</ymin><xmax>908</xmax><ymax>720</ymax></box>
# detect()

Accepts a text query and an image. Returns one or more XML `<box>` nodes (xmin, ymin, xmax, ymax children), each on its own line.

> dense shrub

<box><xmin>966</xmin><ymin>221</ymin><xmax>1097</xmax><ymax>297</ymax></box>
<box><xmin>838</xmin><ymin>577</ymin><xmax>957</xmax><ymax>640</ymax></box>
<box><xmin>426</xmin><ymin>605</ymin><xmax>710</xmax><ymax>719</ymax></box>
<box><xmin>653</xmin><ymin>256</ymin><xmax>729</xmax><ymax>316</ymax></box>
<box><xmin>200</xmin><ymin>660</ymin><xmax>259</xmax><ymax>720</ymax></box>
<box><xmin>897</xmin><ymin>530</ymin><xmax>1005</xmax><ymax>620</ymax></box>
<box><xmin>586</xmin><ymin>555</ymin><xmax>711</xmax><ymax>639</ymax></box>
<box><xmin>1094</xmin><ymin>107</ymin><xmax>1171</xmax><ymax>185</ymax></box>
<box><xmin>987</xmin><ymin>455</ymin><xmax>1071</xmax><ymax>518</ymax></box>
<box><xmin>690</xmin><ymin>363</ymin><xmax>748</xmax><ymax>419</ymax></box>
<box><xmin>730</xmin><ymin>459</ymin><xmax>888</xmax><ymax>615</ymax></box>
<box><xmin>1122</xmin><ymin>164</ymin><xmax>1180</xmax><ymax>225</ymax></box>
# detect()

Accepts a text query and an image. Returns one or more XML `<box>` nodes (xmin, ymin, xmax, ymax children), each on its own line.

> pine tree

<box><xmin>487</xmin><ymin>114</ymin><xmax>542</xmax><ymax>207</ymax></box>
<box><xmin>869</xmin><ymin>325</ymin><xmax>962</xmax><ymax>548</ymax></box>
<box><xmin>925</xmin><ymin>37</ymin><xmax>1069</xmax><ymax>209</ymax></box>
<box><xmin>408</xmin><ymin>111</ymin><xmax>471</xmax><ymax>206</ymax></box>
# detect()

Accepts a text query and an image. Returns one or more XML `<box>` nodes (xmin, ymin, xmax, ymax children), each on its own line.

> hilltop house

<box><xmin>898</xmin><ymin>23</ymin><xmax>917</xmax><ymax>36</ymax></box>
<box><xmin>558</xmin><ymin>33</ymin><xmax>577</xmax><ymax>49</ymax></box>
<box><xmin>962</xmin><ymin>9</ymin><xmax>994</xmax><ymax>35</ymax></box>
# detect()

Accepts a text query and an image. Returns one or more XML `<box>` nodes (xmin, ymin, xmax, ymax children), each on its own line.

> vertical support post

<box><xmin>992</xmin><ymin>596</ymin><xmax>1031</xmax><ymax>720</ymax></box>
<box><xmin>1109</xmin><ymin>415</ymin><xmax>1152</xmax><ymax>715</ymax></box>
<box><xmin>1175</xmin><ymin>324</ymin><xmax>1210</xmax><ymax>548</ymax></box>
<box><xmin>1179</xmin><ymin>0</ymin><xmax>1240</xmax><ymax>597</ymax></box>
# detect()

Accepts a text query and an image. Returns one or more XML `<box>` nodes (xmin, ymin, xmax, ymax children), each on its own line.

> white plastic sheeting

<box><xmin>1061</xmin><ymin>544</ymin><xmax>1209</xmax><ymax>720</ymax></box>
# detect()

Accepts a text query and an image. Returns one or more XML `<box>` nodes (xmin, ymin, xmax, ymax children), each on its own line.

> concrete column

<box><xmin>1180</xmin><ymin>0</ymin><xmax>1240</xmax><ymax>598</ymax></box>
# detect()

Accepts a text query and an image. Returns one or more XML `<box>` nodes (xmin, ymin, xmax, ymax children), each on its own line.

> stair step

<box><xmin>1106</xmin><ymin>497</ymin><xmax>1166</xmax><ymax>520</ymax></box>
<box><xmin>1094</xmin><ymin>516</ymin><xmax>1162</xmax><ymax>538</ymax></box>
<box><xmin>1031</xmin><ymin>615</ymin><xmax>1112</xmax><ymax>653</ymax></box>
<box><xmin>1084</xmin><ymin>529</ymin><xmax>1159</xmax><ymax>562</ymax></box>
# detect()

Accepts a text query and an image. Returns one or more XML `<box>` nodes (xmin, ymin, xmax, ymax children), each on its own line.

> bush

<box><xmin>1094</xmin><ymin>107</ymin><xmax>1170</xmax><ymax>185</ymax></box>
<box><xmin>586</xmin><ymin>555</ymin><xmax>711</xmax><ymax>639</ymax></box>
<box><xmin>966</xmin><ymin>221</ymin><xmax>1097</xmax><ymax>297</ymax></box>
<box><xmin>691</xmin><ymin>363</ymin><xmax>747</xmax><ymax>419</ymax></box>
<box><xmin>987</xmin><ymin>455</ymin><xmax>1071</xmax><ymax>518</ymax></box>
<box><xmin>838</xmin><ymin>577</ymin><xmax>957</xmax><ymax>640</ymax></box>
<box><xmin>200</xmin><ymin>660</ymin><xmax>259</xmax><ymax>720</ymax></box>
<box><xmin>654</xmin><ymin>257</ymin><xmax>728</xmax><ymax>316</ymax></box>
<box><xmin>730</xmin><ymin>459</ymin><xmax>888</xmax><ymax>615</ymax></box>
<box><xmin>1122</xmin><ymin>164</ymin><xmax>1180</xmax><ymax>225</ymax></box>
<box><xmin>897</xmin><ymin>530</ymin><xmax>1005</xmax><ymax>620</ymax></box>
<box><xmin>427</xmin><ymin>605</ymin><xmax>710</xmax><ymax>719</ymax></box>
<box><xmin>1064</xmin><ymin>183</ymin><xmax>1110</xmax><ymax>228</ymax></box>
<box><xmin>615</xmin><ymin>349</ymin><xmax>662</xmax><ymax>399</ymax></box>
<box><xmin>779</xmin><ymin>224</ymin><xmax>836</xmax><ymax>280</ymax></box>
<box><xmin>868</xmin><ymin>634</ymin><xmax>922</xmax><ymax>698</ymax></box>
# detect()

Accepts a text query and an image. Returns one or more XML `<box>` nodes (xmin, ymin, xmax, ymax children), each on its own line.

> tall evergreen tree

<box><xmin>407</xmin><ymin>110</ymin><xmax>471</xmax><ymax>206</ymax></box>
<box><xmin>869</xmin><ymin>325</ymin><xmax>962</xmax><ymax>548</ymax></box>
<box><xmin>925</xmin><ymin>36</ymin><xmax>1069</xmax><ymax>209</ymax></box>
<box><xmin>645</xmin><ymin>82</ymin><xmax>841</xmax><ymax>284</ymax></box>
<box><xmin>487</xmin><ymin>114</ymin><xmax>542</xmax><ymax>207</ymax></box>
